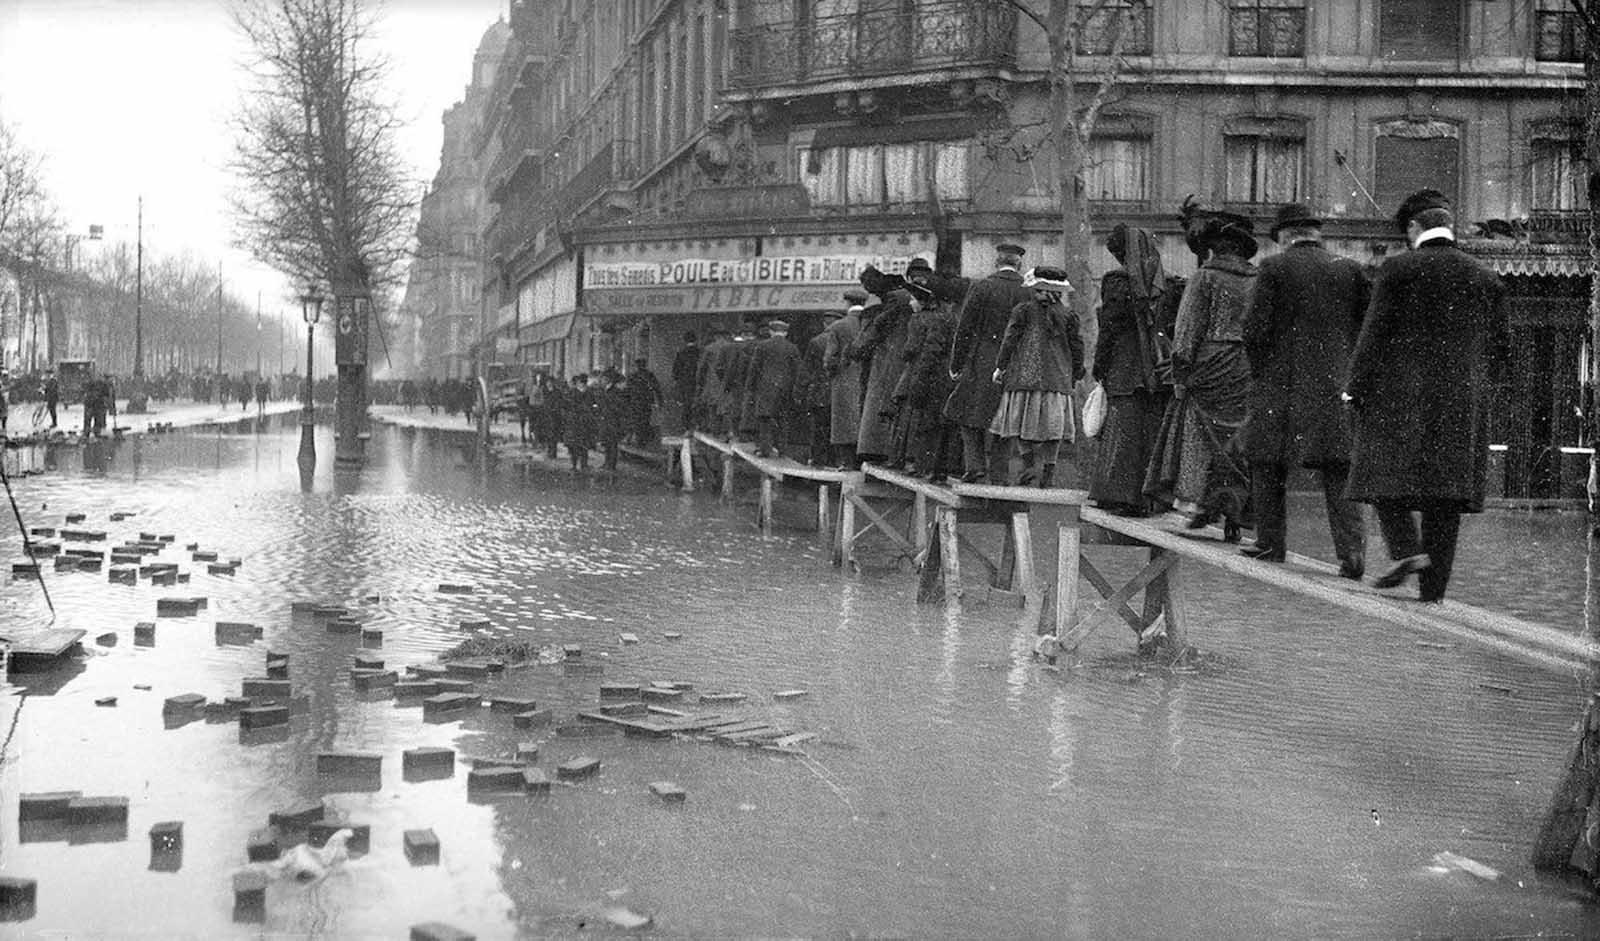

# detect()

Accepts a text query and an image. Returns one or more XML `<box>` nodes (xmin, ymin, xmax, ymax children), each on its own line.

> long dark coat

<box><xmin>718</xmin><ymin>339</ymin><xmax>753</xmax><ymax>427</ymax></box>
<box><xmin>995</xmin><ymin>299</ymin><xmax>1085</xmax><ymax>393</ymax></box>
<box><xmin>801</xmin><ymin>332</ymin><xmax>831</xmax><ymax>409</ymax></box>
<box><xmin>1092</xmin><ymin>270</ymin><xmax>1163</xmax><ymax>396</ymax></box>
<box><xmin>944</xmin><ymin>268</ymin><xmax>1034</xmax><ymax>428</ymax></box>
<box><xmin>695</xmin><ymin>338</ymin><xmax>730</xmax><ymax>411</ymax></box>
<box><xmin>1345</xmin><ymin>238</ymin><xmax>1507</xmax><ymax>511</ymax></box>
<box><xmin>896</xmin><ymin>304</ymin><xmax>957</xmax><ymax>414</ymax></box>
<box><xmin>744</xmin><ymin>334</ymin><xmax>801</xmax><ymax>420</ymax></box>
<box><xmin>823</xmin><ymin>311</ymin><xmax>863</xmax><ymax>446</ymax></box>
<box><xmin>1240</xmin><ymin>242</ymin><xmax>1370</xmax><ymax>468</ymax></box>
<box><xmin>854</xmin><ymin>292</ymin><xmax>914</xmax><ymax>455</ymax></box>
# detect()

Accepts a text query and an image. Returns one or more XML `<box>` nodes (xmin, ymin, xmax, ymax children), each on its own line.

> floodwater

<box><xmin>2</xmin><ymin>419</ymin><xmax>1599</xmax><ymax>939</ymax></box>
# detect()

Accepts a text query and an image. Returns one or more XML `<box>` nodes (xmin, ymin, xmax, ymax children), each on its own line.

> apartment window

<box><xmin>801</xmin><ymin>142</ymin><xmax>971</xmax><ymax>206</ymax></box>
<box><xmin>1085</xmin><ymin>135</ymin><xmax>1151</xmax><ymax>204</ymax></box>
<box><xmin>1076</xmin><ymin>1</ymin><xmax>1152</xmax><ymax>56</ymax></box>
<box><xmin>1379</xmin><ymin>0</ymin><xmax>1460</xmax><ymax>61</ymax></box>
<box><xmin>1229</xmin><ymin>0</ymin><xmax>1305</xmax><ymax>57</ymax></box>
<box><xmin>1224</xmin><ymin>135</ymin><xmax>1304</xmax><ymax>205</ymax></box>
<box><xmin>1531</xmin><ymin>136</ymin><xmax>1586</xmax><ymax>211</ymax></box>
<box><xmin>1537</xmin><ymin>0</ymin><xmax>1586</xmax><ymax>63</ymax></box>
<box><xmin>1373</xmin><ymin>121</ymin><xmax>1460</xmax><ymax>216</ymax></box>
<box><xmin>856</xmin><ymin>0</ymin><xmax>917</xmax><ymax>68</ymax></box>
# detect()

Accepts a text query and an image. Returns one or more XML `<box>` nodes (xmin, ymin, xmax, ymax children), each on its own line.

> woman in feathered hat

<box><xmin>988</xmin><ymin>266</ymin><xmax>1085</xmax><ymax>487</ymax></box>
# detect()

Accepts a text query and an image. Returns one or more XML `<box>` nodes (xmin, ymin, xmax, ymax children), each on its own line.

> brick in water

<box><xmin>242</xmin><ymin>678</ymin><xmax>291</xmax><ymax>700</ymax></box>
<box><xmin>563</xmin><ymin>644</ymin><xmax>582</xmax><ymax>659</ymax></box>
<box><xmin>233</xmin><ymin>870</ymin><xmax>268</xmax><ymax>922</ymax></box>
<box><xmin>192</xmin><ymin>550</ymin><xmax>218</xmax><ymax>562</ymax></box>
<box><xmin>404</xmin><ymin>828</ymin><xmax>440</xmax><ymax>865</ymax></box>
<box><xmin>640</xmin><ymin>687</ymin><xmax>683</xmax><ymax>702</ymax></box>
<box><xmin>395</xmin><ymin>680</ymin><xmax>439</xmax><ymax>697</ymax></box>
<box><xmin>459</xmin><ymin>617</ymin><xmax>490</xmax><ymax>630</ymax></box>
<box><xmin>308</xmin><ymin>821</ymin><xmax>370</xmax><ymax>854</ymax></box>
<box><xmin>108</xmin><ymin>565</ymin><xmax>137</xmax><ymax>584</ymax></box>
<box><xmin>599</xmin><ymin>683</ymin><xmax>640</xmax><ymax>699</ymax></box>
<box><xmin>327</xmin><ymin>617</ymin><xmax>361</xmax><ymax>635</ymax></box>
<box><xmin>64</xmin><ymin>513</ymin><xmax>85</xmax><ymax>523</ymax></box>
<box><xmin>489</xmin><ymin>696</ymin><xmax>537</xmax><ymax>714</ymax></box>
<box><xmin>353</xmin><ymin>653</ymin><xmax>384</xmax><ymax>670</ymax></box>
<box><xmin>0</xmin><ymin>876</ymin><xmax>37</xmax><ymax>919</ymax></box>
<box><xmin>557</xmin><ymin>757</ymin><xmax>601</xmax><ymax>780</ymax></box>
<box><xmin>600</xmin><ymin>702</ymin><xmax>647</xmax><ymax>717</ymax></box>
<box><xmin>403</xmin><ymin>747</ymin><xmax>454</xmax><ymax>773</ymax></box>
<box><xmin>408</xmin><ymin>664</ymin><xmax>450</xmax><ymax>679</ymax></box>
<box><xmin>648</xmin><ymin>781</ymin><xmax>687</xmax><ymax>803</ymax></box>
<box><xmin>522</xmin><ymin>768</ymin><xmax>552</xmax><ymax>793</ymax></box>
<box><xmin>53</xmin><ymin>555</ymin><xmax>79</xmax><ymax>571</ymax></box>
<box><xmin>31</xmin><ymin>542</ymin><xmax>60</xmax><ymax>556</ymax></box>
<box><xmin>436</xmin><ymin>583</ymin><xmax>474</xmax><ymax>594</ymax></box>
<box><xmin>317</xmin><ymin>751</ymin><xmax>382</xmax><ymax>775</ymax></box>
<box><xmin>352</xmin><ymin>670</ymin><xmax>398</xmax><ymax>691</ymax></box>
<box><xmin>163</xmin><ymin>693</ymin><xmax>206</xmax><ymax>714</ymax></box>
<box><xmin>444</xmin><ymin>659</ymin><xmax>493</xmax><ymax>677</ymax></box>
<box><xmin>156</xmin><ymin>597</ymin><xmax>200</xmax><ymax>616</ymax></box>
<box><xmin>95</xmin><ymin>696</ymin><xmax>117</xmax><ymax>707</ymax></box>
<box><xmin>312</xmin><ymin>605</ymin><xmax>348</xmax><ymax>619</ymax></box>
<box><xmin>134</xmin><ymin>622</ymin><xmax>156</xmax><ymax>645</ymax></box>
<box><xmin>433</xmin><ymin>678</ymin><xmax>477</xmax><ymax>695</ymax></box>
<box><xmin>208</xmin><ymin>563</ymin><xmax>238</xmax><ymax>576</ymax></box>
<box><xmin>150</xmin><ymin>570</ymin><xmax>176</xmax><ymax>586</ymax></box>
<box><xmin>149</xmin><ymin>820</ymin><xmax>182</xmax><ymax>852</ymax></box>
<box><xmin>29</xmin><ymin>526</ymin><xmax>55</xmax><ymax>537</ymax></box>
<box><xmin>65</xmin><ymin>796</ymin><xmax>129</xmax><ymax>826</ymax></box>
<box><xmin>513</xmin><ymin>709</ymin><xmax>552</xmax><ymax>729</ymax></box>
<box><xmin>19</xmin><ymin>791</ymin><xmax>81</xmax><ymax>821</ymax></box>
<box><xmin>410</xmin><ymin>923</ymin><xmax>475</xmax><ymax>941</ymax></box>
<box><xmin>266</xmin><ymin>658</ymin><xmax>289</xmax><ymax>680</ymax></box>
<box><xmin>361</xmin><ymin>628</ymin><xmax>383</xmax><ymax>646</ymax></box>
<box><xmin>245</xmin><ymin>827</ymin><xmax>281</xmax><ymax>862</ymax></box>
<box><xmin>557</xmin><ymin>723</ymin><xmax>618</xmax><ymax>739</ymax></box>
<box><xmin>240</xmin><ymin>705</ymin><xmax>289</xmax><ymax>730</ymax></box>
<box><xmin>95</xmin><ymin>632</ymin><xmax>117</xmax><ymax>646</ymax></box>
<box><xmin>269</xmin><ymin>800</ymin><xmax>325</xmax><ymax>829</ymax></box>
<box><xmin>619</xmin><ymin>632</ymin><xmax>640</xmax><ymax>645</ymax></box>
<box><xmin>422</xmin><ymin>693</ymin><xmax>479</xmax><ymax>719</ymax></box>
<box><xmin>516</xmin><ymin>742</ymin><xmax>540</xmax><ymax>762</ymax></box>
<box><xmin>467</xmin><ymin>766</ymin><xmax>524</xmax><ymax>793</ymax></box>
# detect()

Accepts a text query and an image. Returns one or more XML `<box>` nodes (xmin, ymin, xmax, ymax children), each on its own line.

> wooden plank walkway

<box><xmin>685</xmin><ymin>432</ymin><xmax>859</xmax><ymax>536</ymax></box>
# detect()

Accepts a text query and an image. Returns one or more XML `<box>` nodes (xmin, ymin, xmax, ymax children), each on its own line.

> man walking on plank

<box><xmin>945</xmin><ymin>241</ymin><xmax>1035</xmax><ymax>483</ymax></box>
<box><xmin>1239</xmin><ymin>202</ymin><xmax>1369</xmax><ymax>578</ymax></box>
<box><xmin>1344</xmin><ymin>189</ymin><xmax>1507</xmax><ymax>603</ymax></box>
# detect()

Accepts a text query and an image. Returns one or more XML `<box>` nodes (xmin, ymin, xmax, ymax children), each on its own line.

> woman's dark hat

<box><xmin>905</xmin><ymin>257</ymin><xmax>934</xmax><ymax>275</ymax></box>
<box><xmin>1394</xmin><ymin>188</ymin><xmax>1451</xmax><ymax>234</ymax></box>
<box><xmin>1270</xmin><ymin>202</ymin><xmax>1323</xmax><ymax>237</ymax></box>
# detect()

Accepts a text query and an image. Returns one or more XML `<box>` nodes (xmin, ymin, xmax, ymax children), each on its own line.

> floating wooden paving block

<box><xmin>242</xmin><ymin>678</ymin><xmax>291</xmax><ymax>700</ymax></box>
<box><xmin>772</xmin><ymin>732</ymin><xmax>818</xmax><ymax>748</ymax></box>
<box><xmin>216</xmin><ymin>622</ymin><xmax>263</xmax><ymax>645</ymax></box>
<box><xmin>436</xmin><ymin>583</ymin><xmax>474</xmax><ymax>594</ymax></box>
<box><xmin>10</xmin><ymin>560</ymin><xmax>40</xmax><ymax>577</ymax></box>
<box><xmin>149</xmin><ymin>820</ymin><xmax>183</xmax><ymax>854</ymax></box>
<box><xmin>489</xmin><ymin>696</ymin><xmax>538</xmax><ymax>713</ymax></box>
<box><xmin>326</xmin><ymin>617</ymin><xmax>361</xmax><ymax>634</ymax></box>
<box><xmin>133</xmin><ymin>622</ymin><xmax>156</xmax><ymax>644</ymax></box>
<box><xmin>239</xmin><ymin>705</ymin><xmax>289</xmax><ymax>730</ymax></box>
<box><xmin>266</xmin><ymin>657</ymin><xmax>290</xmax><ymax>679</ymax></box>
<box><xmin>653</xmin><ymin>680</ymin><xmax>695</xmax><ymax>691</ymax></box>
<box><xmin>109</xmin><ymin>512</ymin><xmax>135</xmax><ymax>522</ymax></box>
<box><xmin>0</xmin><ymin>876</ymin><xmax>36</xmax><ymax>919</ymax></box>
<box><xmin>233</xmin><ymin>870</ymin><xmax>268</xmax><ymax>921</ymax></box>
<box><xmin>445</xmin><ymin>659</ymin><xmax>495</xmax><ymax>677</ymax></box>
<box><xmin>640</xmin><ymin>687</ymin><xmax>684</xmax><ymax>702</ymax></box>
<box><xmin>394</xmin><ymin>680</ymin><xmax>439</xmax><ymax>697</ymax></box>
<box><xmin>64</xmin><ymin>513</ymin><xmax>86</xmax><ymax>523</ymax></box>
<box><xmin>52</xmin><ymin>555</ymin><xmax>80</xmax><ymax>571</ymax></box>
<box><xmin>163</xmin><ymin>693</ymin><xmax>206</xmax><ymax>714</ymax></box>
<box><xmin>351</xmin><ymin>670</ymin><xmax>399</xmax><ymax>691</ymax></box>
<box><xmin>556</xmin><ymin>722</ymin><xmax>619</xmax><ymax>739</ymax></box>
<box><xmin>408</xmin><ymin>663</ymin><xmax>450</xmax><ymax>679</ymax></box>
<box><xmin>353</xmin><ymin>653</ymin><xmax>384</xmax><ymax>670</ymax></box>
<box><xmin>513</xmin><ymin>709</ymin><xmax>553</xmax><ymax>729</ymax></box>
<box><xmin>433</xmin><ymin>678</ymin><xmax>477</xmax><ymax>695</ymax></box>
<box><xmin>648</xmin><ymin>781</ymin><xmax>687</xmax><ymax>803</ymax></box>
<box><xmin>662</xmin><ymin>631</ymin><xmax>683</xmax><ymax>640</ymax></box>
<box><xmin>466</xmin><ymin>767</ymin><xmax>524</xmax><ymax>793</ymax></box>
<box><xmin>575</xmin><ymin>711</ymin><xmax>674</xmax><ymax>739</ymax></box>
<box><xmin>108</xmin><ymin>565</ymin><xmax>138</xmax><ymax>584</ymax></box>
<box><xmin>646</xmin><ymin>705</ymin><xmax>690</xmax><ymax>718</ymax></box>
<box><xmin>156</xmin><ymin>597</ymin><xmax>202</xmax><ymax>616</ymax></box>
<box><xmin>204</xmin><ymin>698</ymin><xmax>248</xmax><ymax>720</ymax></box>
<box><xmin>773</xmin><ymin>690</ymin><xmax>809</xmax><ymax>701</ymax></box>
<box><xmin>61</xmin><ymin>529</ymin><xmax>106</xmax><ymax>542</ymax></box>
<box><xmin>619</xmin><ymin>632</ymin><xmax>640</xmax><ymax>645</ymax></box>
<box><xmin>599</xmin><ymin>683</ymin><xmax>640</xmax><ymax>700</ymax></box>
<box><xmin>556</xmin><ymin>757</ymin><xmax>601</xmax><ymax>780</ymax></box>
<box><xmin>402</xmin><ymin>747</ymin><xmax>455</xmax><ymax>774</ymax></box>
<box><xmin>150</xmin><ymin>570</ymin><xmax>177</xmax><ymax>586</ymax></box>
<box><xmin>208</xmin><ymin>563</ymin><xmax>238</xmax><ymax>576</ymax></box>
<box><xmin>140</xmin><ymin>562</ymin><xmax>179</xmax><ymax>576</ymax></box>
<box><xmin>562</xmin><ymin>661</ymin><xmax>604</xmax><ymax>676</ymax></box>
<box><xmin>268</xmin><ymin>800</ymin><xmax>325</xmax><ymax>828</ymax></box>
<box><xmin>316</xmin><ymin>750</ymin><xmax>383</xmax><ymax>773</ymax></box>
<box><xmin>289</xmin><ymin>600</ymin><xmax>320</xmax><ymax>612</ymax></box>
<box><xmin>19</xmin><ymin>791</ymin><xmax>81</xmax><ymax>821</ymax></box>
<box><xmin>522</xmin><ymin>768</ymin><xmax>552</xmax><ymax>793</ymax></box>
<box><xmin>422</xmin><ymin>693</ymin><xmax>479</xmax><ymax>719</ymax></box>
<box><xmin>312</xmin><ymin>605</ymin><xmax>348</xmax><ymax>619</ymax></box>
<box><xmin>308</xmin><ymin>821</ymin><xmax>370</xmax><ymax>854</ymax></box>
<box><xmin>65</xmin><ymin>547</ymin><xmax>103</xmax><ymax>559</ymax></box>
<box><xmin>600</xmin><ymin>702</ymin><xmax>648</xmax><ymax>717</ymax></box>
<box><xmin>76</xmin><ymin>557</ymin><xmax>103</xmax><ymax>572</ymax></box>
<box><xmin>410</xmin><ymin>922</ymin><xmax>476</xmax><ymax>941</ymax></box>
<box><xmin>404</xmin><ymin>828</ymin><xmax>440</xmax><ymax>865</ymax></box>
<box><xmin>459</xmin><ymin>617</ymin><xmax>491</xmax><ymax>630</ymax></box>
<box><xmin>191</xmin><ymin>550</ymin><xmax>218</xmax><ymax>562</ymax></box>
<box><xmin>30</xmin><ymin>542</ymin><xmax>60</xmax><ymax>556</ymax></box>
<box><xmin>562</xmin><ymin>644</ymin><xmax>582</xmax><ymax>659</ymax></box>
<box><xmin>65</xmin><ymin>796</ymin><xmax>129</xmax><ymax>825</ymax></box>
<box><xmin>245</xmin><ymin>826</ymin><xmax>281</xmax><ymax>862</ymax></box>
<box><xmin>699</xmin><ymin>692</ymin><xmax>747</xmax><ymax>704</ymax></box>
<box><xmin>29</xmin><ymin>526</ymin><xmax>55</xmax><ymax>537</ymax></box>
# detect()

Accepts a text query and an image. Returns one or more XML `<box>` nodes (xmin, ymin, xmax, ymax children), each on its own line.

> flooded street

<box><xmin>3</xmin><ymin>420</ymin><xmax>1599</xmax><ymax>938</ymax></box>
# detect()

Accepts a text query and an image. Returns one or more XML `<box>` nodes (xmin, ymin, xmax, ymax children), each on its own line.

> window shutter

<box><xmin>1379</xmin><ymin>0</ymin><xmax>1459</xmax><ymax>60</ymax></box>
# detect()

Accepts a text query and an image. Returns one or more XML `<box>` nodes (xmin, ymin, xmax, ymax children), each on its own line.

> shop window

<box><xmin>1531</xmin><ymin>136</ymin><xmax>1587</xmax><ymax>211</ymax></box>
<box><xmin>1537</xmin><ymin>0</ymin><xmax>1587</xmax><ymax>63</ymax></box>
<box><xmin>1076</xmin><ymin>1</ymin><xmax>1151</xmax><ymax>56</ymax></box>
<box><xmin>1379</xmin><ymin>0</ymin><xmax>1460</xmax><ymax>61</ymax></box>
<box><xmin>1373</xmin><ymin>121</ymin><xmax>1460</xmax><ymax>217</ymax></box>
<box><xmin>845</xmin><ymin>146</ymin><xmax>884</xmax><ymax>205</ymax></box>
<box><xmin>1229</xmin><ymin>0</ymin><xmax>1305</xmax><ymax>57</ymax></box>
<box><xmin>800</xmin><ymin>142</ymin><xmax>971</xmax><ymax>207</ymax></box>
<box><xmin>1224</xmin><ymin>133</ymin><xmax>1305</xmax><ymax>205</ymax></box>
<box><xmin>934</xmin><ymin>143</ymin><xmax>970</xmax><ymax>201</ymax></box>
<box><xmin>801</xmin><ymin>146</ymin><xmax>844</xmax><ymax>205</ymax></box>
<box><xmin>1084</xmin><ymin>136</ymin><xmax>1151</xmax><ymax>204</ymax></box>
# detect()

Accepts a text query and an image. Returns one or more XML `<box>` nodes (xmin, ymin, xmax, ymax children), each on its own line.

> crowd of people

<box><xmin>670</xmin><ymin>188</ymin><xmax>1504</xmax><ymax>604</ymax></box>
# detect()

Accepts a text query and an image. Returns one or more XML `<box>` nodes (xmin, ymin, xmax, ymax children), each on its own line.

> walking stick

<box><xmin>0</xmin><ymin>451</ymin><xmax>55</xmax><ymax>621</ymax></box>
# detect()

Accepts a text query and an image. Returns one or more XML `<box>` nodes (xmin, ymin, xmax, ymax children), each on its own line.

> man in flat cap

<box><xmin>1344</xmin><ymin>188</ymin><xmax>1507</xmax><ymax>603</ymax></box>
<box><xmin>945</xmin><ymin>241</ymin><xmax>1035</xmax><ymax>482</ymax></box>
<box><xmin>1239</xmin><ymin>201</ymin><xmax>1369</xmax><ymax>577</ymax></box>
<box><xmin>745</xmin><ymin>319</ymin><xmax>801</xmax><ymax>458</ymax></box>
<box><xmin>823</xmin><ymin>290</ymin><xmax>867</xmax><ymax>468</ymax></box>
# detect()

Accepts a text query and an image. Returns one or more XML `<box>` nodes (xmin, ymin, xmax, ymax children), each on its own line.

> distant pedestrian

<box><xmin>823</xmin><ymin>291</ymin><xmax>867</xmax><ymax>469</ymax></box>
<box><xmin>989</xmin><ymin>266</ymin><xmax>1085</xmax><ymax>488</ymax></box>
<box><xmin>854</xmin><ymin>264</ymin><xmax>916</xmax><ymax>467</ymax></box>
<box><xmin>255</xmin><ymin>378</ymin><xmax>269</xmax><ymax>414</ymax></box>
<box><xmin>802</xmin><ymin>311</ymin><xmax>838</xmax><ymax>466</ymax></box>
<box><xmin>562</xmin><ymin>374</ymin><xmax>595</xmax><ymax>470</ymax></box>
<box><xmin>0</xmin><ymin>373</ymin><xmax>9</xmax><ymax>435</ymax></box>
<box><xmin>625</xmin><ymin>358</ymin><xmax>662</xmax><ymax>447</ymax></box>
<box><xmin>744</xmin><ymin>319</ymin><xmax>801</xmax><ymax>458</ymax></box>
<box><xmin>946</xmin><ymin>242</ymin><xmax>1035</xmax><ymax>483</ymax></box>
<box><xmin>42</xmin><ymin>371</ymin><xmax>59</xmax><ymax>428</ymax></box>
<box><xmin>1089</xmin><ymin>225</ymin><xmax>1170</xmax><ymax>516</ymax></box>
<box><xmin>695</xmin><ymin>329</ymin><xmax>732</xmax><ymax>435</ymax></box>
<box><xmin>1345</xmin><ymin>190</ymin><xmax>1508</xmax><ymax>603</ymax></box>
<box><xmin>1239</xmin><ymin>202</ymin><xmax>1369</xmax><ymax>577</ymax></box>
<box><xmin>671</xmin><ymin>332</ymin><xmax>700</xmax><ymax>431</ymax></box>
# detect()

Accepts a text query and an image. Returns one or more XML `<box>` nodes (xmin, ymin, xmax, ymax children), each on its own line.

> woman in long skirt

<box><xmin>1144</xmin><ymin>213</ymin><xmax>1258</xmax><ymax>538</ymax></box>
<box><xmin>1089</xmin><ymin>224</ymin><xmax>1170</xmax><ymax>515</ymax></box>
<box><xmin>989</xmin><ymin>266</ymin><xmax>1085</xmax><ymax>488</ymax></box>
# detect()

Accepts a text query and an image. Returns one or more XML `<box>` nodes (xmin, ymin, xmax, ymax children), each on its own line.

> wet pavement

<box><xmin>2</xmin><ymin>417</ymin><xmax>1599</xmax><ymax>938</ymax></box>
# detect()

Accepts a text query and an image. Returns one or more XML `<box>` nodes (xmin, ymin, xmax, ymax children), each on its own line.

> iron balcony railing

<box><xmin>730</xmin><ymin>0</ymin><xmax>1017</xmax><ymax>89</ymax></box>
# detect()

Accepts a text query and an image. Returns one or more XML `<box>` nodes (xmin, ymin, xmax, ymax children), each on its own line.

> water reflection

<box><xmin>1</xmin><ymin>424</ymin><xmax>1598</xmax><ymax>936</ymax></box>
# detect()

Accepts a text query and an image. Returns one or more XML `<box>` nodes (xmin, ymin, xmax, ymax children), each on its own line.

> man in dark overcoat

<box><xmin>744</xmin><ymin>319</ymin><xmax>802</xmax><ymax>458</ymax></box>
<box><xmin>1240</xmin><ymin>202</ymin><xmax>1370</xmax><ymax>577</ymax></box>
<box><xmin>823</xmin><ymin>291</ymin><xmax>867</xmax><ymax>468</ymax></box>
<box><xmin>802</xmin><ymin>310</ymin><xmax>839</xmax><ymax>465</ymax></box>
<box><xmin>1345</xmin><ymin>190</ymin><xmax>1507</xmax><ymax>603</ymax></box>
<box><xmin>695</xmin><ymin>328</ymin><xmax>732</xmax><ymax>434</ymax></box>
<box><xmin>671</xmin><ymin>332</ymin><xmax>700</xmax><ymax>431</ymax></box>
<box><xmin>895</xmin><ymin>272</ymin><xmax>959</xmax><ymax>479</ymax></box>
<box><xmin>944</xmin><ymin>242</ymin><xmax>1035</xmax><ymax>482</ymax></box>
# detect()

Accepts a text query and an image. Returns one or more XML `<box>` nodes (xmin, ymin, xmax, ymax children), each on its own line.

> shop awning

<box><xmin>520</xmin><ymin>311</ymin><xmax>578</xmax><ymax>345</ymax></box>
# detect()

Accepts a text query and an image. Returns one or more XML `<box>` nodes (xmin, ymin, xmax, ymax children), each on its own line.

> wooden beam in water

<box><xmin>862</xmin><ymin>463</ymin><xmax>965</xmax><ymax>507</ymax></box>
<box><xmin>948</xmin><ymin>481</ymin><xmax>1090</xmax><ymax>506</ymax></box>
<box><xmin>938</xmin><ymin>506</ymin><xmax>962</xmax><ymax>605</ymax></box>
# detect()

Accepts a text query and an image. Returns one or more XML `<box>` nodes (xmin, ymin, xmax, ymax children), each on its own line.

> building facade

<box><xmin>466</xmin><ymin>0</ymin><xmax>1587</xmax><ymax>496</ymax></box>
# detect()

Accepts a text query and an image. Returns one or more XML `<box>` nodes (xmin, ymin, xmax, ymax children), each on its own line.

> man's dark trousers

<box><xmin>1250</xmin><ymin>461</ymin><xmax>1365</xmax><ymax>565</ymax></box>
<box><xmin>1373</xmin><ymin>499</ymin><xmax>1462</xmax><ymax>602</ymax></box>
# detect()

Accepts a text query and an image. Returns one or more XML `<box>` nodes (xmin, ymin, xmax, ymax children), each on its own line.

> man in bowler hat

<box><xmin>1344</xmin><ymin>189</ymin><xmax>1507</xmax><ymax>602</ymax></box>
<box><xmin>1239</xmin><ymin>202</ymin><xmax>1369</xmax><ymax>577</ymax></box>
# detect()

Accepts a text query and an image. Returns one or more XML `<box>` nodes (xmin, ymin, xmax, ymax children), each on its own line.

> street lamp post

<box><xmin>298</xmin><ymin>285</ymin><xmax>324</xmax><ymax>467</ymax></box>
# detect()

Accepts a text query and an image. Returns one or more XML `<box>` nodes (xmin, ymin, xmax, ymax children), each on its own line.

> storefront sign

<box><xmin>333</xmin><ymin>296</ymin><xmax>369</xmax><ymax>366</ymax></box>
<box><xmin>685</xmin><ymin>184</ymin><xmax>810</xmax><ymax>219</ymax></box>
<box><xmin>586</xmin><ymin>283</ymin><xmax>855</xmax><ymax>317</ymax></box>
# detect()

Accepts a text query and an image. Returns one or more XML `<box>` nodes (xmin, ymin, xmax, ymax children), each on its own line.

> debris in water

<box><xmin>1431</xmin><ymin>851</ymin><xmax>1500</xmax><ymax>881</ymax></box>
<box><xmin>601</xmin><ymin>906</ymin><xmax>653</xmax><ymax>930</ymax></box>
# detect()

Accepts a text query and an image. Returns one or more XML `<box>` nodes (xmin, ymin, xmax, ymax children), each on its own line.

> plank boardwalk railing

<box><xmin>673</xmin><ymin>437</ymin><xmax>1593</xmax><ymax>672</ymax></box>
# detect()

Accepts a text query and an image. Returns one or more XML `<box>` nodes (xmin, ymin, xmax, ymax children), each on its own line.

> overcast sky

<box><xmin>0</xmin><ymin>0</ymin><xmax>506</xmax><ymax>327</ymax></box>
